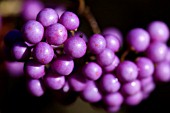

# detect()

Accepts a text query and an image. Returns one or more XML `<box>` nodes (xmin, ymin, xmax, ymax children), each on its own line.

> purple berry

<box><xmin>33</xmin><ymin>42</ymin><xmax>54</xmax><ymax>64</ymax></box>
<box><xmin>121</xmin><ymin>79</ymin><xmax>141</xmax><ymax>96</ymax></box>
<box><xmin>64</xmin><ymin>36</ymin><xmax>87</xmax><ymax>58</ymax></box>
<box><xmin>68</xmin><ymin>73</ymin><xmax>87</xmax><ymax>92</ymax></box>
<box><xmin>24</xmin><ymin>59</ymin><xmax>45</xmax><ymax>79</ymax></box>
<box><xmin>36</xmin><ymin>8</ymin><xmax>58</xmax><ymax>27</ymax></box>
<box><xmin>44</xmin><ymin>72</ymin><xmax>65</xmax><ymax>90</ymax></box>
<box><xmin>82</xmin><ymin>62</ymin><xmax>102</xmax><ymax>80</ymax></box>
<box><xmin>147</xmin><ymin>20</ymin><xmax>169</xmax><ymax>42</ymax></box>
<box><xmin>97</xmin><ymin>48</ymin><xmax>115</xmax><ymax>66</ymax></box>
<box><xmin>21</xmin><ymin>0</ymin><xmax>44</xmax><ymax>20</ymax></box>
<box><xmin>81</xmin><ymin>81</ymin><xmax>102</xmax><ymax>103</ymax></box>
<box><xmin>99</xmin><ymin>73</ymin><xmax>121</xmax><ymax>93</ymax></box>
<box><xmin>59</xmin><ymin>11</ymin><xmax>79</xmax><ymax>30</ymax></box>
<box><xmin>165</xmin><ymin>48</ymin><xmax>170</xmax><ymax>63</ymax></box>
<box><xmin>146</xmin><ymin>41</ymin><xmax>168</xmax><ymax>63</ymax></box>
<box><xmin>103</xmin><ymin>92</ymin><xmax>124</xmax><ymax>106</ymax></box>
<box><xmin>154</xmin><ymin>61</ymin><xmax>170</xmax><ymax>82</ymax></box>
<box><xmin>104</xmin><ymin>34</ymin><xmax>120</xmax><ymax>52</ymax></box>
<box><xmin>4</xmin><ymin>61</ymin><xmax>24</xmax><ymax>77</ymax></box>
<box><xmin>136</xmin><ymin>57</ymin><xmax>154</xmax><ymax>79</ymax></box>
<box><xmin>22</xmin><ymin>20</ymin><xmax>44</xmax><ymax>44</ymax></box>
<box><xmin>27</xmin><ymin>79</ymin><xmax>44</xmax><ymax>97</ymax></box>
<box><xmin>126</xmin><ymin>28</ymin><xmax>150</xmax><ymax>52</ymax></box>
<box><xmin>103</xmin><ymin>55</ymin><xmax>120</xmax><ymax>73</ymax></box>
<box><xmin>125</xmin><ymin>91</ymin><xmax>143</xmax><ymax>106</ymax></box>
<box><xmin>45</xmin><ymin>23</ymin><xmax>68</xmax><ymax>45</ymax></box>
<box><xmin>116</xmin><ymin>60</ymin><xmax>138</xmax><ymax>82</ymax></box>
<box><xmin>88</xmin><ymin>34</ymin><xmax>106</xmax><ymax>54</ymax></box>
<box><xmin>102</xmin><ymin>27</ymin><xmax>123</xmax><ymax>46</ymax></box>
<box><xmin>11</xmin><ymin>42</ymin><xmax>30</xmax><ymax>61</ymax></box>
<box><xmin>51</xmin><ymin>56</ymin><xmax>74</xmax><ymax>76</ymax></box>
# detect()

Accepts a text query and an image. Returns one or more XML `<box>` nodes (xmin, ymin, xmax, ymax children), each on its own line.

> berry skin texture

<box><xmin>82</xmin><ymin>62</ymin><xmax>102</xmax><ymax>80</ymax></box>
<box><xmin>24</xmin><ymin>60</ymin><xmax>45</xmax><ymax>79</ymax></box>
<box><xmin>135</xmin><ymin>57</ymin><xmax>154</xmax><ymax>79</ymax></box>
<box><xmin>44</xmin><ymin>72</ymin><xmax>65</xmax><ymax>90</ymax></box>
<box><xmin>116</xmin><ymin>60</ymin><xmax>138</xmax><ymax>83</ymax></box>
<box><xmin>51</xmin><ymin>56</ymin><xmax>74</xmax><ymax>76</ymax></box>
<box><xmin>45</xmin><ymin>23</ymin><xmax>68</xmax><ymax>45</ymax></box>
<box><xmin>104</xmin><ymin>34</ymin><xmax>120</xmax><ymax>52</ymax></box>
<box><xmin>88</xmin><ymin>34</ymin><xmax>106</xmax><ymax>54</ymax></box>
<box><xmin>64</xmin><ymin>36</ymin><xmax>87</xmax><ymax>58</ymax></box>
<box><xmin>59</xmin><ymin>11</ymin><xmax>79</xmax><ymax>30</ymax></box>
<box><xmin>36</xmin><ymin>8</ymin><xmax>58</xmax><ymax>27</ymax></box>
<box><xmin>146</xmin><ymin>41</ymin><xmax>168</xmax><ymax>63</ymax></box>
<box><xmin>121</xmin><ymin>79</ymin><xmax>141</xmax><ymax>96</ymax></box>
<box><xmin>102</xmin><ymin>27</ymin><xmax>123</xmax><ymax>46</ymax></box>
<box><xmin>126</xmin><ymin>28</ymin><xmax>150</xmax><ymax>52</ymax></box>
<box><xmin>147</xmin><ymin>20</ymin><xmax>169</xmax><ymax>42</ymax></box>
<box><xmin>99</xmin><ymin>73</ymin><xmax>121</xmax><ymax>93</ymax></box>
<box><xmin>22</xmin><ymin>20</ymin><xmax>44</xmax><ymax>44</ymax></box>
<box><xmin>97</xmin><ymin>48</ymin><xmax>115</xmax><ymax>66</ymax></box>
<box><xmin>33</xmin><ymin>42</ymin><xmax>54</xmax><ymax>65</ymax></box>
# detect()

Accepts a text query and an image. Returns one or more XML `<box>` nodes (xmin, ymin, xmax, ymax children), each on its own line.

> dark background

<box><xmin>0</xmin><ymin>0</ymin><xmax>170</xmax><ymax>113</ymax></box>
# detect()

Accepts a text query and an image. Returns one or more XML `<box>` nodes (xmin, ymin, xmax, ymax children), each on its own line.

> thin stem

<box><xmin>78</xmin><ymin>0</ymin><xmax>101</xmax><ymax>34</ymax></box>
<box><xmin>120</xmin><ymin>49</ymin><xmax>130</xmax><ymax>62</ymax></box>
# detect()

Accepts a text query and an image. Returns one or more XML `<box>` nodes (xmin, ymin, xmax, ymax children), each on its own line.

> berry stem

<box><xmin>120</xmin><ymin>49</ymin><xmax>130</xmax><ymax>62</ymax></box>
<box><xmin>78</xmin><ymin>0</ymin><xmax>101</xmax><ymax>34</ymax></box>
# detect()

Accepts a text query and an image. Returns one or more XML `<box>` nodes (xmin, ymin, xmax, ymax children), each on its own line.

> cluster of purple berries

<box><xmin>3</xmin><ymin>6</ymin><xmax>170</xmax><ymax>113</ymax></box>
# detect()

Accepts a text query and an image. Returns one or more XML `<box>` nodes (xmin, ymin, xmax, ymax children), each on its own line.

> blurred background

<box><xmin>0</xmin><ymin>0</ymin><xmax>170</xmax><ymax>113</ymax></box>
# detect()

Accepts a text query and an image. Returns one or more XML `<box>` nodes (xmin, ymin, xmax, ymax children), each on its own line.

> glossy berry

<box><xmin>154</xmin><ymin>61</ymin><xmax>170</xmax><ymax>82</ymax></box>
<box><xmin>59</xmin><ymin>11</ymin><xmax>79</xmax><ymax>30</ymax></box>
<box><xmin>36</xmin><ymin>8</ymin><xmax>58</xmax><ymax>27</ymax></box>
<box><xmin>125</xmin><ymin>91</ymin><xmax>143</xmax><ymax>106</ymax></box>
<box><xmin>82</xmin><ymin>62</ymin><xmax>102</xmax><ymax>80</ymax></box>
<box><xmin>24</xmin><ymin>59</ymin><xmax>45</xmax><ymax>79</ymax></box>
<box><xmin>103</xmin><ymin>92</ymin><xmax>124</xmax><ymax>106</ymax></box>
<box><xmin>88</xmin><ymin>34</ymin><xmax>106</xmax><ymax>54</ymax></box>
<box><xmin>103</xmin><ymin>55</ymin><xmax>120</xmax><ymax>73</ymax></box>
<box><xmin>27</xmin><ymin>79</ymin><xmax>44</xmax><ymax>97</ymax></box>
<box><xmin>44</xmin><ymin>72</ymin><xmax>65</xmax><ymax>90</ymax></box>
<box><xmin>45</xmin><ymin>23</ymin><xmax>67</xmax><ymax>45</ymax></box>
<box><xmin>102</xmin><ymin>27</ymin><xmax>123</xmax><ymax>46</ymax></box>
<box><xmin>99</xmin><ymin>73</ymin><xmax>121</xmax><ymax>93</ymax></box>
<box><xmin>11</xmin><ymin>42</ymin><xmax>30</xmax><ymax>61</ymax></box>
<box><xmin>121</xmin><ymin>79</ymin><xmax>141</xmax><ymax>96</ymax></box>
<box><xmin>126</xmin><ymin>28</ymin><xmax>150</xmax><ymax>52</ymax></box>
<box><xmin>136</xmin><ymin>57</ymin><xmax>154</xmax><ymax>79</ymax></box>
<box><xmin>146</xmin><ymin>41</ymin><xmax>168</xmax><ymax>63</ymax></box>
<box><xmin>51</xmin><ymin>56</ymin><xmax>74</xmax><ymax>76</ymax></box>
<box><xmin>64</xmin><ymin>36</ymin><xmax>87</xmax><ymax>58</ymax></box>
<box><xmin>97</xmin><ymin>48</ymin><xmax>115</xmax><ymax>66</ymax></box>
<box><xmin>22</xmin><ymin>20</ymin><xmax>44</xmax><ymax>44</ymax></box>
<box><xmin>68</xmin><ymin>73</ymin><xmax>87</xmax><ymax>92</ymax></box>
<box><xmin>104</xmin><ymin>34</ymin><xmax>120</xmax><ymax>52</ymax></box>
<box><xmin>147</xmin><ymin>20</ymin><xmax>169</xmax><ymax>42</ymax></box>
<box><xmin>116</xmin><ymin>60</ymin><xmax>138</xmax><ymax>83</ymax></box>
<box><xmin>81</xmin><ymin>81</ymin><xmax>102</xmax><ymax>103</ymax></box>
<box><xmin>33</xmin><ymin>42</ymin><xmax>54</xmax><ymax>64</ymax></box>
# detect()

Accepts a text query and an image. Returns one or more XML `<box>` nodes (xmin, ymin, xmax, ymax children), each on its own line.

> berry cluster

<box><xmin>3</xmin><ymin>6</ymin><xmax>170</xmax><ymax>113</ymax></box>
